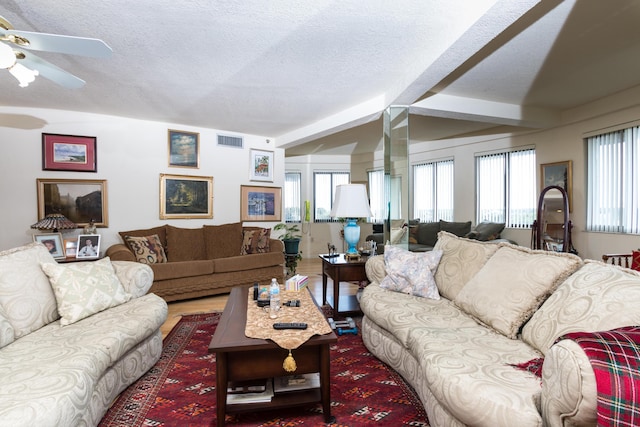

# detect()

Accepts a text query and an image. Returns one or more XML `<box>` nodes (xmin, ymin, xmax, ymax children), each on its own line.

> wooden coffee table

<box><xmin>320</xmin><ymin>253</ymin><xmax>369</xmax><ymax>316</ymax></box>
<box><xmin>208</xmin><ymin>286</ymin><xmax>337</xmax><ymax>426</ymax></box>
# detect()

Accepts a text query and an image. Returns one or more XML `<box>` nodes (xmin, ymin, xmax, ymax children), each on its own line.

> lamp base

<box><xmin>343</xmin><ymin>218</ymin><xmax>360</xmax><ymax>255</ymax></box>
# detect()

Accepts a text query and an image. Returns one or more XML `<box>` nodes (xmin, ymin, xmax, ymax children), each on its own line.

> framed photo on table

<box><xmin>36</xmin><ymin>178</ymin><xmax>108</xmax><ymax>228</ymax></box>
<box><xmin>159</xmin><ymin>174</ymin><xmax>213</xmax><ymax>219</ymax></box>
<box><xmin>33</xmin><ymin>233</ymin><xmax>65</xmax><ymax>259</ymax></box>
<box><xmin>76</xmin><ymin>234</ymin><xmax>101</xmax><ymax>259</ymax></box>
<box><xmin>42</xmin><ymin>133</ymin><xmax>97</xmax><ymax>172</ymax></box>
<box><xmin>240</xmin><ymin>185</ymin><xmax>281</xmax><ymax>222</ymax></box>
<box><xmin>64</xmin><ymin>238</ymin><xmax>78</xmax><ymax>258</ymax></box>
<box><xmin>249</xmin><ymin>149</ymin><xmax>274</xmax><ymax>182</ymax></box>
<box><xmin>168</xmin><ymin>129</ymin><xmax>199</xmax><ymax>168</ymax></box>
<box><xmin>540</xmin><ymin>160</ymin><xmax>573</xmax><ymax>212</ymax></box>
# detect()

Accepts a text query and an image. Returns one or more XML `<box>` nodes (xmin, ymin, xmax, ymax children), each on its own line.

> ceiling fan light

<box><xmin>0</xmin><ymin>42</ymin><xmax>16</xmax><ymax>69</ymax></box>
<box><xmin>9</xmin><ymin>62</ymin><xmax>38</xmax><ymax>87</ymax></box>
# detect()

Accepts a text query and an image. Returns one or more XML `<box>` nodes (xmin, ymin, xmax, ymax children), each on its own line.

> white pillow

<box><xmin>390</xmin><ymin>227</ymin><xmax>407</xmax><ymax>244</ymax></box>
<box><xmin>380</xmin><ymin>245</ymin><xmax>442</xmax><ymax>299</ymax></box>
<box><xmin>41</xmin><ymin>257</ymin><xmax>132</xmax><ymax>326</ymax></box>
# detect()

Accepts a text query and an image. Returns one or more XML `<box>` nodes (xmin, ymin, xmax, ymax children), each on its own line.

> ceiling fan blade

<box><xmin>18</xmin><ymin>51</ymin><xmax>85</xmax><ymax>89</ymax></box>
<box><xmin>2</xmin><ymin>29</ymin><xmax>112</xmax><ymax>58</ymax></box>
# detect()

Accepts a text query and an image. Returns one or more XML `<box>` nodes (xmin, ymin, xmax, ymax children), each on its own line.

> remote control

<box><xmin>273</xmin><ymin>322</ymin><xmax>307</xmax><ymax>330</ymax></box>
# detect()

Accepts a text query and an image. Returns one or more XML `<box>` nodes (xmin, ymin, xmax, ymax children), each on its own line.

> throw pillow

<box><xmin>467</xmin><ymin>222</ymin><xmax>505</xmax><ymax>241</ymax></box>
<box><xmin>439</xmin><ymin>220</ymin><xmax>472</xmax><ymax>237</ymax></box>
<box><xmin>124</xmin><ymin>234</ymin><xmax>167</xmax><ymax>264</ymax></box>
<box><xmin>632</xmin><ymin>250</ymin><xmax>640</xmax><ymax>271</ymax></box>
<box><xmin>41</xmin><ymin>257</ymin><xmax>132</xmax><ymax>326</ymax></box>
<box><xmin>389</xmin><ymin>227</ymin><xmax>407</xmax><ymax>245</ymax></box>
<box><xmin>379</xmin><ymin>245</ymin><xmax>442</xmax><ymax>299</ymax></box>
<box><xmin>241</xmin><ymin>228</ymin><xmax>271</xmax><ymax>255</ymax></box>
<box><xmin>416</xmin><ymin>222</ymin><xmax>440</xmax><ymax>246</ymax></box>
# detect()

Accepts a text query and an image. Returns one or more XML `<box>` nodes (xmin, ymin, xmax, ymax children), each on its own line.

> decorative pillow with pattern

<box><xmin>632</xmin><ymin>250</ymin><xmax>640</xmax><ymax>271</ymax></box>
<box><xmin>124</xmin><ymin>234</ymin><xmax>167</xmax><ymax>264</ymax></box>
<box><xmin>241</xmin><ymin>228</ymin><xmax>271</xmax><ymax>255</ymax></box>
<box><xmin>41</xmin><ymin>257</ymin><xmax>132</xmax><ymax>326</ymax></box>
<box><xmin>380</xmin><ymin>245</ymin><xmax>442</xmax><ymax>299</ymax></box>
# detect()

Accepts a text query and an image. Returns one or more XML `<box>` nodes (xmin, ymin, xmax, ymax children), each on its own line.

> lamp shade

<box><xmin>31</xmin><ymin>213</ymin><xmax>77</xmax><ymax>231</ymax></box>
<box><xmin>330</xmin><ymin>184</ymin><xmax>373</xmax><ymax>218</ymax></box>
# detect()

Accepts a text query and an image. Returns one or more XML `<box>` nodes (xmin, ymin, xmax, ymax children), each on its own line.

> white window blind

<box><xmin>367</xmin><ymin>170</ymin><xmax>385</xmax><ymax>222</ymax></box>
<box><xmin>476</xmin><ymin>148</ymin><xmax>536</xmax><ymax>228</ymax></box>
<box><xmin>284</xmin><ymin>172</ymin><xmax>301</xmax><ymax>222</ymax></box>
<box><xmin>587</xmin><ymin>126</ymin><xmax>640</xmax><ymax>233</ymax></box>
<box><xmin>413</xmin><ymin>159</ymin><xmax>454</xmax><ymax>222</ymax></box>
<box><xmin>314</xmin><ymin>172</ymin><xmax>349</xmax><ymax>222</ymax></box>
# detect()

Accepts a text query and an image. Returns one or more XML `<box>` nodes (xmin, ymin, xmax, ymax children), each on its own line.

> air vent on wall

<box><xmin>217</xmin><ymin>134</ymin><xmax>244</xmax><ymax>148</ymax></box>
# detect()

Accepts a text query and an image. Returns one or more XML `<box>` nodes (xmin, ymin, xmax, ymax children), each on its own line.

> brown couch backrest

<box><xmin>203</xmin><ymin>222</ymin><xmax>243</xmax><ymax>259</ymax></box>
<box><xmin>166</xmin><ymin>225</ymin><xmax>206</xmax><ymax>261</ymax></box>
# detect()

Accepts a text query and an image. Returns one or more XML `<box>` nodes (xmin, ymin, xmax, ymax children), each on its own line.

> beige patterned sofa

<box><xmin>0</xmin><ymin>242</ymin><xmax>168</xmax><ymax>427</ymax></box>
<box><xmin>361</xmin><ymin>231</ymin><xmax>640</xmax><ymax>427</ymax></box>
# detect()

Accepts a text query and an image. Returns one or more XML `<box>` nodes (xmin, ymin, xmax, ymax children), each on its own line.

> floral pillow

<box><xmin>380</xmin><ymin>245</ymin><xmax>442</xmax><ymax>299</ymax></box>
<box><xmin>124</xmin><ymin>234</ymin><xmax>167</xmax><ymax>264</ymax></box>
<box><xmin>241</xmin><ymin>228</ymin><xmax>271</xmax><ymax>255</ymax></box>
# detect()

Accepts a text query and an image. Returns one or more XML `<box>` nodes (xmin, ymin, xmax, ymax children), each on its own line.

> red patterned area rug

<box><xmin>99</xmin><ymin>312</ymin><xmax>429</xmax><ymax>427</ymax></box>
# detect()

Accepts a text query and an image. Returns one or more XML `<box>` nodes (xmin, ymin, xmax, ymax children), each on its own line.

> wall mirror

<box><xmin>532</xmin><ymin>185</ymin><xmax>575</xmax><ymax>253</ymax></box>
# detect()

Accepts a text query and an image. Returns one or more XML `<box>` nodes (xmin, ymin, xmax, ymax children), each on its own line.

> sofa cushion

<box><xmin>150</xmin><ymin>260</ymin><xmax>214</xmax><ymax>281</ymax></box>
<box><xmin>41</xmin><ymin>257</ymin><xmax>132</xmax><ymax>326</ymax></box>
<box><xmin>465</xmin><ymin>221</ymin><xmax>505</xmax><ymax>241</ymax></box>
<box><xmin>522</xmin><ymin>261</ymin><xmax>640</xmax><ymax>354</ymax></box>
<box><xmin>389</xmin><ymin>227</ymin><xmax>407</xmax><ymax>245</ymax></box>
<box><xmin>416</xmin><ymin>222</ymin><xmax>440</xmax><ymax>246</ymax></box>
<box><xmin>213</xmin><ymin>252</ymin><xmax>283</xmax><ymax>274</ymax></box>
<box><xmin>119</xmin><ymin>225</ymin><xmax>167</xmax><ymax>249</ymax></box>
<box><xmin>166</xmin><ymin>225</ymin><xmax>206</xmax><ymax>261</ymax></box>
<box><xmin>0</xmin><ymin>305</ymin><xmax>15</xmax><ymax>349</ymax></box>
<box><xmin>203</xmin><ymin>222</ymin><xmax>243</xmax><ymax>259</ymax></box>
<box><xmin>439</xmin><ymin>220</ymin><xmax>472</xmax><ymax>237</ymax></box>
<box><xmin>432</xmin><ymin>231</ymin><xmax>500</xmax><ymax>300</ymax></box>
<box><xmin>240</xmin><ymin>228</ymin><xmax>271</xmax><ymax>255</ymax></box>
<box><xmin>0</xmin><ymin>243</ymin><xmax>59</xmax><ymax>338</ymax></box>
<box><xmin>380</xmin><ymin>245</ymin><xmax>442</xmax><ymax>299</ymax></box>
<box><xmin>454</xmin><ymin>245</ymin><xmax>582</xmax><ymax>339</ymax></box>
<box><xmin>632</xmin><ymin>250</ymin><xmax>640</xmax><ymax>271</ymax></box>
<box><xmin>124</xmin><ymin>234</ymin><xmax>167</xmax><ymax>264</ymax></box>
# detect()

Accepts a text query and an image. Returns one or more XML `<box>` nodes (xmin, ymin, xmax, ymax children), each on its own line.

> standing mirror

<box><xmin>531</xmin><ymin>185</ymin><xmax>574</xmax><ymax>253</ymax></box>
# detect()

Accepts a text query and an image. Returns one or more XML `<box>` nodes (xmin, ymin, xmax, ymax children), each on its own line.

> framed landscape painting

<box><xmin>37</xmin><ymin>178</ymin><xmax>108</xmax><ymax>227</ymax></box>
<box><xmin>168</xmin><ymin>129</ymin><xmax>199</xmax><ymax>168</ymax></box>
<box><xmin>160</xmin><ymin>174</ymin><xmax>213</xmax><ymax>219</ymax></box>
<box><xmin>249</xmin><ymin>149</ymin><xmax>274</xmax><ymax>182</ymax></box>
<box><xmin>42</xmin><ymin>133</ymin><xmax>97</xmax><ymax>172</ymax></box>
<box><xmin>240</xmin><ymin>185</ymin><xmax>281</xmax><ymax>222</ymax></box>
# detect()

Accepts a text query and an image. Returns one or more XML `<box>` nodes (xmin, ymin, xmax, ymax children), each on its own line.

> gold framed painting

<box><xmin>160</xmin><ymin>173</ymin><xmax>213</xmax><ymax>219</ymax></box>
<box><xmin>37</xmin><ymin>178</ymin><xmax>108</xmax><ymax>227</ymax></box>
<box><xmin>240</xmin><ymin>185</ymin><xmax>282</xmax><ymax>222</ymax></box>
<box><xmin>540</xmin><ymin>160</ymin><xmax>573</xmax><ymax>212</ymax></box>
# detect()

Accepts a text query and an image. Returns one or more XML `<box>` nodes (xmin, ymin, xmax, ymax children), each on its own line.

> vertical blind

<box><xmin>314</xmin><ymin>172</ymin><xmax>349</xmax><ymax>221</ymax></box>
<box><xmin>367</xmin><ymin>170</ymin><xmax>385</xmax><ymax>222</ymax></box>
<box><xmin>587</xmin><ymin>126</ymin><xmax>640</xmax><ymax>233</ymax></box>
<box><xmin>413</xmin><ymin>159</ymin><xmax>454</xmax><ymax>222</ymax></box>
<box><xmin>284</xmin><ymin>172</ymin><xmax>301</xmax><ymax>222</ymax></box>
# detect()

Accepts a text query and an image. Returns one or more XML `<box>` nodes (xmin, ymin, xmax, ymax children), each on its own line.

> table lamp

<box><xmin>330</xmin><ymin>184</ymin><xmax>372</xmax><ymax>256</ymax></box>
<box><xmin>30</xmin><ymin>213</ymin><xmax>77</xmax><ymax>232</ymax></box>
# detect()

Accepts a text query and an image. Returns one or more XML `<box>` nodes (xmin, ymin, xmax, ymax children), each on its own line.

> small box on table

<box><xmin>285</xmin><ymin>274</ymin><xmax>308</xmax><ymax>291</ymax></box>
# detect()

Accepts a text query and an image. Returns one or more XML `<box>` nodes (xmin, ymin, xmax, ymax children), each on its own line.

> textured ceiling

<box><xmin>2</xmin><ymin>0</ymin><xmax>640</xmax><ymax>156</ymax></box>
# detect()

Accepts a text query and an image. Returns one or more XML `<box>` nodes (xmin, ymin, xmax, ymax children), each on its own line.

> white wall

<box><xmin>0</xmin><ymin>107</ymin><xmax>284</xmax><ymax>253</ymax></box>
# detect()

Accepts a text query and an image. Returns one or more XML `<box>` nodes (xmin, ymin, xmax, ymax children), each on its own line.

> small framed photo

<box><xmin>76</xmin><ymin>234</ymin><xmax>101</xmax><ymax>259</ymax></box>
<box><xmin>168</xmin><ymin>129</ymin><xmax>199</xmax><ymax>168</ymax></box>
<box><xmin>33</xmin><ymin>233</ymin><xmax>65</xmax><ymax>259</ymax></box>
<box><xmin>240</xmin><ymin>185</ymin><xmax>282</xmax><ymax>222</ymax></box>
<box><xmin>160</xmin><ymin>174</ymin><xmax>213</xmax><ymax>219</ymax></box>
<box><xmin>42</xmin><ymin>133</ymin><xmax>97</xmax><ymax>172</ymax></box>
<box><xmin>541</xmin><ymin>160</ymin><xmax>573</xmax><ymax>212</ymax></box>
<box><xmin>249</xmin><ymin>149</ymin><xmax>274</xmax><ymax>182</ymax></box>
<box><xmin>64</xmin><ymin>238</ymin><xmax>78</xmax><ymax>258</ymax></box>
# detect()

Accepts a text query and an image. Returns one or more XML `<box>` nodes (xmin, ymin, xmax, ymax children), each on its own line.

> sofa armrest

<box><xmin>111</xmin><ymin>261</ymin><xmax>154</xmax><ymax>298</ymax></box>
<box><xmin>106</xmin><ymin>243</ymin><xmax>136</xmax><ymax>262</ymax></box>
<box><xmin>365</xmin><ymin>255</ymin><xmax>387</xmax><ymax>283</ymax></box>
<box><xmin>269</xmin><ymin>238</ymin><xmax>284</xmax><ymax>254</ymax></box>
<box><xmin>541</xmin><ymin>339</ymin><xmax>597</xmax><ymax>427</ymax></box>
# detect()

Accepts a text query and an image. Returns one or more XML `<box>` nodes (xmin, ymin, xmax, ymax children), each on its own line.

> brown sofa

<box><xmin>105</xmin><ymin>223</ymin><xmax>284</xmax><ymax>302</ymax></box>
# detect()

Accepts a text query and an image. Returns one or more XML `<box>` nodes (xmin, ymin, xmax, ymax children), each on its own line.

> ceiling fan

<box><xmin>0</xmin><ymin>15</ymin><xmax>112</xmax><ymax>88</ymax></box>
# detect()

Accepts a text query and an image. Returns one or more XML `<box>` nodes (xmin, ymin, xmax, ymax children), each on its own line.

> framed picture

<box><xmin>33</xmin><ymin>233</ymin><xmax>65</xmax><ymax>259</ymax></box>
<box><xmin>240</xmin><ymin>185</ymin><xmax>282</xmax><ymax>222</ymax></box>
<box><xmin>42</xmin><ymin>133</ymin><xmax>97</xmax><ymax>172</ymax></box>
<box><xmin>37</xmin><ymin>179</ymin><xmax>108</xmax><ymax>228</ymax></box>
<box><xmin>541</xmin><ymin>160</ymin><xmax>573</xmax><ymax>211</ymax></box>
<box><xmin>76</xmin><ymin>234</ymin><xmax>101</xmax><ymax>259</ymax></box>
<box><xmin>249</xmin><ymin>149</ymin><xmax>274</xmax><ymax>182</ymax></box>
<box><xmin>160</xmin><ymin>174</ymin><xmax>213</xmax><ymax>219</ymax></box>
<box><xmin>168</xmin><ymin>129</ymin><xmax>199</xmax><ymax>168</ymax></box>
<box><xmin>64</xmin><ymin>238</ymin><xmax>78</xmax><ymax>258</ymax></box>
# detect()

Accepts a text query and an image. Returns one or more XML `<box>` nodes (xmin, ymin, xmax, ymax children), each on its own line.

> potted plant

<box><xmin>273</xmin><ymin>223</ymin><xmax>302</xmax><ymax>255</ymax></box>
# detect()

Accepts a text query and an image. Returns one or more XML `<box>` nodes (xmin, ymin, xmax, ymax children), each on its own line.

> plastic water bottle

<box><xmin>269</xmin><ymin>278</ymin><xmax>280</xmax><ymax>319</ymax></box>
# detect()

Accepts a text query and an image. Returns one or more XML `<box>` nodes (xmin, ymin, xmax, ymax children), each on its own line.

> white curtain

<box><xmin>412</xmin><ymin>159</ymin><xmax>453</xmax><ymax>222</ymax></box>
<box><xmin>284</xmin><ymin>172</ymin><xmax>301</xmax><ymax>222</ymax></box>
<box><xmin>367</xmin><ymin>170</ymin><xmax>385</xmax><ymax>222</ymax></box>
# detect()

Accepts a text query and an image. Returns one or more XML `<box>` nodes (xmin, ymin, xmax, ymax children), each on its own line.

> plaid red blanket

<box><xmin>560</xmin><ymin>326</ymin><xmax>640</xmax><ymax>427</ymax></box>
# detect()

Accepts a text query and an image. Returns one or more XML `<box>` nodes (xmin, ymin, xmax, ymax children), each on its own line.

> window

<box><xmin>284</xmin><ymin>172</ymin><xmax>301</xmax><ymax>222</ymax></box>
<box><xmin>413</xmin><ymin>159</ymin><xmax>454</xmax><ymax>222</ymax></box>
<box><xmin>367</xmin><ymin>170</ymin><xmax>385</xmax><ymax>222</ymax></box>
<box><xmin>476</xmin><ymin>148</ymin><xmax>536</xmax><ymax>228</ymax></box>
<box><xmin>314</xmin><ymin>172</ymin><xmax>349</xmax><ymax>222</ymax></box>
<box><xmin>587</xmin><ymin>125</ymin><xmax>640</xmax><ymax>233</ymax></box>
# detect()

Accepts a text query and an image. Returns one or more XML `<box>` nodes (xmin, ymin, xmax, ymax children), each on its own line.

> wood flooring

<box><xmin>160</xmin><ymin>257</ymin><xmax>360</xmax><ymax>338</ymax></box>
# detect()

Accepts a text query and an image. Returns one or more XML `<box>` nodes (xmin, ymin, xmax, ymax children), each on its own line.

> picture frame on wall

<box><xmin>42</xmin><ymin>133</ymin><xmax>97</xmax><ymax>172</ymax></box>
<box><xmin>76</xmin><ymin>234</ymin><xmax>101</xmax><ymax>259</ymax></box>
<box><xmin>249</xmin><ymin>149</ymin><xmax>274</xmax><ymax>182</ymax></box>
<box><xmin>37</xmin><ymin>178</ymin><xmax>108</xmax><ymax>228</ymax></box>
<box><xmin>540</xmin><ymin>160</ymin><xmax>573</xmax><ymax>212</ymax></box>
<box><xmin>159</xmin><ymin>173</ymin><xmax>213</xmax><ymax>219</ymax></box>
<box><xmin>240</xmin><ymin>185</ymin><xmax>282</xmax><ymax>222</ymax></box>
<box><xmin>33</xmin><ymin>233</ymin><xmax>65</xmax><ymax>259</ymax></box>
<box><xmin>168</xmin><ymin>129</ymin><xmax>199</xmax><ymax>168</ymax></box>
